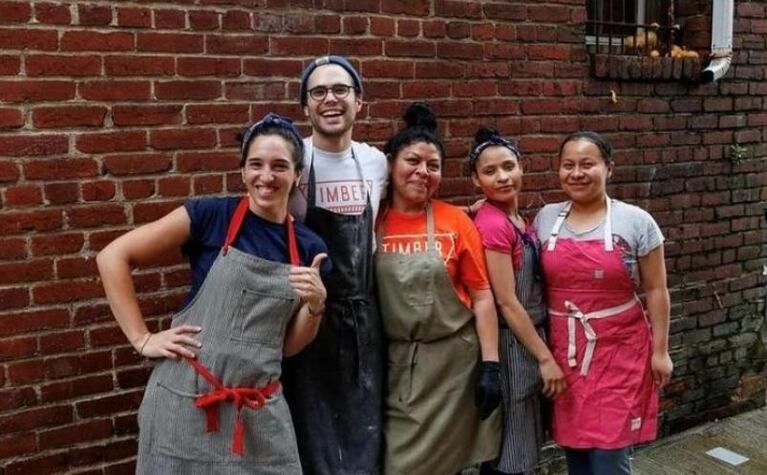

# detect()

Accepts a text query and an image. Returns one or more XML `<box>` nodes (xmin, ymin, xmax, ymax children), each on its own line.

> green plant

<box><xmin>729</xmin><ymin>143</ymin><xmax>748</xmax><ymax>165</ymax></box>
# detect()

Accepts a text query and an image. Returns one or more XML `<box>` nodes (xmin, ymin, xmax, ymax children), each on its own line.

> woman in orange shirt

<box><xmin>375</xmin><ymin>102</ymin><xmax>502</xmax><ymax>475</ymax></box>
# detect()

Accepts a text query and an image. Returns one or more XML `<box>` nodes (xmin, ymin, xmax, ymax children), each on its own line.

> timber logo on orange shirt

<box><xmin>379</xmin><ymin>232</ymin><xmax>457</xmax><ymax>264</ymax></box>
<box><xmin>299</xmin><ymin>179</ymin><xmax>373</xmax><ymax>215</ymax></box>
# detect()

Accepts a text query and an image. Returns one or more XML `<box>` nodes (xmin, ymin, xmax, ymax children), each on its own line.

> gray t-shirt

<box><xmin>534</xmin><ymin>199</ymin><xmax>664</xmax><ymax>286</ymax></box>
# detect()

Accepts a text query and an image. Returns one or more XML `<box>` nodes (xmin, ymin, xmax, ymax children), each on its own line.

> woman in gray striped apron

<box><xmin>97</xmin><ymin>113</ymin><xmax>329</xmax><ymax>474</ymax></box>
<box><xmin>469</xmin><ymin>126</ymin><xmax>567</xmax><ymax>475</ymax></box>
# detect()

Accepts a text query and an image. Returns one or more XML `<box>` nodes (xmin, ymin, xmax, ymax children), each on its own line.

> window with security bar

<box><xmin>586</xmin><ymin>0</ymin><xmax>698</xmax><ymax>60</ymax></box>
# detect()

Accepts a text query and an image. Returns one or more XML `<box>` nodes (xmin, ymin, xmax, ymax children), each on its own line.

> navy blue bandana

<box><xmin>240</xmin><ymin>112</ymin><xmax>304</xmax><ymax>164</ymax></box>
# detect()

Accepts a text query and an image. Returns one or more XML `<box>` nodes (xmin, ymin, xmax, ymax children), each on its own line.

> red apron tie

<box><xmin>186</xmin><ymin>357</ymin><xmax>281</xmax><ymax>455</ymax></box>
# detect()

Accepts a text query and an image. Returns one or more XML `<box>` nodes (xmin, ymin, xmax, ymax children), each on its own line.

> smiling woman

<box><xmin>534</xmin><ymin>131</ymin><xmax>672</xmax><ymax>475</ymax></box>
<box><xmin>375</xmin><ymin>102</ymin><xmax>502</xmax><ymax>475</ymax></box>
<box><xmin>469</xmin><ymin>126</ymin><xmax>564</xmax><ymax>475</ymax></box>
<box><xmin>241</xmin><ymin>134</ymin><xmax>300</xmax><ymax>223</ymax></box>
<box><xmin>96</xmin><ymin>113</ymin><xmax>330</xmax><ymax>473</ymax></box>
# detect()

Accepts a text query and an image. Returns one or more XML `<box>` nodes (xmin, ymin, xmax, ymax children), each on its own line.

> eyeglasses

<box><xmin>307</xmin><ymin>84</ymin><xmax>355</xmax><ymax>102</ymax></box>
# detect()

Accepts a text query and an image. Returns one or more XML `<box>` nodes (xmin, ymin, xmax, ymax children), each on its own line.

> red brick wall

<box><xmin>1</xmin><ymin>1</ymin><xmax>765</xmax><ymax>472</ymax></box>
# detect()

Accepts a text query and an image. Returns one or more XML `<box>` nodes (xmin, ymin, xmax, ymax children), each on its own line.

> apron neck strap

<box><xmin>546</xmin><ymin>197</ymin><xmax>613</xmax><ymax>252</ymax></box>
<box><xmin>546</xmin><ymin>201</ymin><xmax>572</xmax><ymax>251</ymax></box>
<box><xmin>425</xmin><ymin>202</ymin><xmax>436</xmax><ymax>251</ymax></box>
<box><xmin>223</xmin><ymin>196</ymin><xmax>300</xmax><ymax>266</ymax></box>
<box><xmin>603</xmin><ymin>197</ymin><xmax>613</xmax><ymax>251</ymax></box>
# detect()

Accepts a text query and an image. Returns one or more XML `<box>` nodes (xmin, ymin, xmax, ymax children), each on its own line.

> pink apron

<box><xmin>540</xmin><ymin>199</ymin><xmax>658</xmax><ymax>449</ymax></box>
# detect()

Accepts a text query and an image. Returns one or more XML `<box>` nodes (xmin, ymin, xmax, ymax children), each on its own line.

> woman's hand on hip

<box><xmin>651</xmin><ymin>350</ymin><xmax>673</xmax><ymax>388</ymax></box>
<box><xmin>289</xmin><ymin>253</ymin><xmax>328</xmax><ymax>314</ymax></box>
<box><xmin>137</xmin><ymin>325</ymin><xmax>202</xmax><ymax>360</ymax></box>
<box><xmin>539</xmin><ymin>358</ymin><xmax>567</xmax><ymax>398</ymax></box>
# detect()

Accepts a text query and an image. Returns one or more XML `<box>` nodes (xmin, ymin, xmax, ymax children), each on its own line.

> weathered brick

<box><xmin>155</xmin><ymin>80</ymin><xmax>221</xmax><ymax>100</ymax></box>
<box><xmin>61</xmin><ymin>31</ymin><xmax>134</xmax><ymax>52</ymax></box>
<box><xmin>222</xmin><ymin>10</ymin><xmax>252</xmax><ymax>30</ymax></box>
<box><xmin>32</xmin><ymin>106</ymin><xmax>106</xmax><ymax>128</ymax></box>
<box><xmin>117</xmin><ymin>6</ymin><xmax>152</xmax><ymax>28</ymax></box>
<box><xmin>189</xmin><ymin>10</ymin><xmax>220</xmax><ymax>30</ymax></box>
<box><xmin>4</xmin><ymin>185</ymin><xmax>43</xmax><ymax>207</ymax></box>
<box><xmin>112</xmin><ymin>105</ymin><xmax>182</xmax><ymax>126</ymax></box>
<box><xmin>150</xmin><ymin>128</ymin><xmax>217</xmax><ymax>150</ymax></box>
<box><xmin>186</xmin><ymin>104</ymin><xmax>249</xmax><ymax>124</ymax></box>
<box><xmin>177</xmin><ymin>57</ymin><xmax>241</xmax><ymax>77</ymax></box>
<box><xmin>76</xmin><ymin>131</ymin><xmax>147</xmax><ymax>154</ymax></box>
<box><xmin>77</xmin><ymin>3</ymin><xmax>111</xmax><ymax>26</ymax></box>
<box><xmin>0</xmin><ymin>80</ymin><xmax>75</xmax><ymax>102</ymax></box>
<box><xmin>207</xmin><ymin>35</ymin><xmax>269</xmax><ymax>55</ymax></box>
<box><xmin>0</xmin><ymin>135</ymin><xmax>68</xmax><ymax>157</ymax></box>
<box><xmin>104</xmin><ymin>153</ymin><xmax>172</xmax><ymax>176</ymax></box>
<box><xmin>0</xmin><ymin>1</ymin><xmax>32</xmax><ymax>23</ymax></box>
<box><xmin>385</xmin><ymin>40</ymin><xmax>435</xmax><ymax>57</ymax></box>
<box><xmin>154</xmin><ymin>9</ymin><xmax>186</xmax><ymax>29</ymax></box>
<box><xmin>34</xmin><ymin>3</ymin><xmax>71</xmax><ymax>25</ymax></box>
<box><xmin>79</xmin><ymin>81</ymin><xmax>151</xmax><ymax>101</ymax></box>
<box><xmin>0</xmin><ymin>107</ymin><xmax>23</xmax><ymax>128</ymax></box>
<box><xmin>105</xmin><ymin>55</ymin><xmax>175</xmax><ymax>76</ymax></box>
<box><xmin>137</xmin><ymin>33</ymin><xmax>202</xmax><ymax>53</ymax></box>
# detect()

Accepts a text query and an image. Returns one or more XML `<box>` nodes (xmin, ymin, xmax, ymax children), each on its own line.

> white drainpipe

<box><xmin>701</xmin><ymin>0</ymin><xmax>734</xmax><ymax>82</ymax></box>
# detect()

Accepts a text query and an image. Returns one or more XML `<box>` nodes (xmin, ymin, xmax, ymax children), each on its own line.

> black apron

<box><xmin>283</xmin><ymin>147</ymin><xmax>384</xmax><ymax>475</ymax></box>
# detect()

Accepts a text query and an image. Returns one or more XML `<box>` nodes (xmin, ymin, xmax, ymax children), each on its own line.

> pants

<box><xmin>565</xmin><ymin>447</ymin><xmax>632</xmax><ymax>475</ymax></box>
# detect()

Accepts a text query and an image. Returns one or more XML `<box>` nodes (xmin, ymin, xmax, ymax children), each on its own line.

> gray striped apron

<box><xmin>136</xmin><ymin>197</ymin><xmax>302</xmax><ymax>474</ymax></box>
<box><xmin>375</xmin><ymin>202</ymin><xmax>501</xmax><ymax>475</ymax></box>
<box><xmin>494</xmin><ymin>221</ymin><xmax>547</xmax><ymax>474</ymax></box>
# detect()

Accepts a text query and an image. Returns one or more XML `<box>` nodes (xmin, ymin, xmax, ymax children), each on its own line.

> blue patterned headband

<box><xmin>240</xmin><ymin>112</ymin><xmax>304</xmax><ymax>164</ymax></box>
<box><xmin>469</xmin><ymin>134</ymin><xmax>521</xmax><ymax>170</ymax></box>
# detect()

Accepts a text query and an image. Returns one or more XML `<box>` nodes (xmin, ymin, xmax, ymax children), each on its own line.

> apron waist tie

<box><xmin>185</xmin><ymin>357</ymin><xmax>280</xmax><ymax>456</ymax></box>
<box><xmin>549</xmin><ymin>296</ymin><xmax>639</xmax><ymax>376</ymax></box>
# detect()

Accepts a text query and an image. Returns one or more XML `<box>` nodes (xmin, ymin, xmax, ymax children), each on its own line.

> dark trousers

<box><xmin>565</xmin><ymin>447</ymin><xmax>632</xmax><ymax>475</ymax></box>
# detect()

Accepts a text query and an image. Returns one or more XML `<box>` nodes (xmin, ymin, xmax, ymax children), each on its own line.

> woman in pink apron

<box><xmin>534</xmin><ymin>131</ymin><xmax>672</xmax><ymax>475</ymax></box>
<box><xmin>469</xmin><ymin>126</ymin><xmax>567</xmax><ymax>475</ymax></box>
<box><xmin>97</xmin><ymin>113</ymin><xmax>329</xmax><ymax>473</ymax></box>
<box><xmin>375</xmin><ymin>103</ymin><xmax>502</xmax><ymax>475</ymax></box>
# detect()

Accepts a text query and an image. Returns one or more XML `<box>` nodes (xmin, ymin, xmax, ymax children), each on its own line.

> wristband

<box><xmin>138</xmin><ymin>333</ymin><xmax>152</xmax><ymax>356</ymax></box>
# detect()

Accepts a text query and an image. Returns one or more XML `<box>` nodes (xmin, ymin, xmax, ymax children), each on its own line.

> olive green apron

<box><xmin>375</xmin><ymin>202</ymin><xmax>501</xmax><ymax>475</ymax></box>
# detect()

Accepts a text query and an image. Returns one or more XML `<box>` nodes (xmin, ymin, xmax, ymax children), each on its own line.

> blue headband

<box><xmin>240</xmin><ymin>113</ymin><xmax>304</xmax><ymax>163</ymax></box>
<box><xmin>469</xmin><ymin>134</ymin><xmax>521</xmax><ymax>170</ymax></box>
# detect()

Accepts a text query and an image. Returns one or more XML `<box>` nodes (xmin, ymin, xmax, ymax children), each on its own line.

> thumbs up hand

<box><xmin>289</xmin><ymin>253</ymin><xmax>327</xmax><ymax>316</ymax></box>
<box><xmin>309</xmin><ymin>252</ymin><xmax>327</xmax><ymax>270</ymax></box>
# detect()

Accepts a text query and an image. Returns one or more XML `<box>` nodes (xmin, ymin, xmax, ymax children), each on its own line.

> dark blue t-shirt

<box><xmin>182</xmin><ymin>196</ymin><xmax>331</xmax><ymax>304</ymax></box>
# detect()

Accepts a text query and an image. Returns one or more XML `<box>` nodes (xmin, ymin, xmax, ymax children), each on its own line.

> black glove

<box><xmin>475</xmin><ymin>361</ymin><xmax>502</xmax><ymax>420</ymax></box>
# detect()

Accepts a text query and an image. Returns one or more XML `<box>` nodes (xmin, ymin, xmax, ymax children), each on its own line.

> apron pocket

<box><xmin>151</xmin><ymin>381</ymin><xmax>297</xmax><ymax>464</ymax></box>
<box><xmin>400</xmin><ymin>258</ymin><xmax>435</xmax><ymax>307</ymax></box>
<box><xmin>387</xmin><ymin>342</ymin><xmax>417</xmax><ymax>406</ymax></box>
<box><xmin>232</xmin><ymin>288</ymin><xmax>296</xmax><ymax>348</ymax></box>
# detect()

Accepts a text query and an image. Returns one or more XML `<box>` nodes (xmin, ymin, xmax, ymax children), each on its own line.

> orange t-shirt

<box><xmin>377</xmin><ymin>199</ymin><xmax>490</xmax><ymax>308</ymax></box>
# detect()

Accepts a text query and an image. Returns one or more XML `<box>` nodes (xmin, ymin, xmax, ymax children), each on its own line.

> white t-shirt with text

<box><xmin>289</xmin><ymin>138</ymin><xmax>388</xmax><ymax>223</ymax></box>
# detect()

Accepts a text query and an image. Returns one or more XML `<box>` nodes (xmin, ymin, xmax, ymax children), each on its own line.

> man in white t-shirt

<box><xmin>290</xmin><ymin>57</ymin><xmax>387</xmax><ymax>221</ymax></box>
<box><xmin>283</xmin><ymin>55</ymin><xmax>385</xmax><ymax>475</ymax></box>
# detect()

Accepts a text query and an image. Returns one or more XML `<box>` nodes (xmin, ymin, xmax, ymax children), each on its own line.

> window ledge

<box><xmin>592</xmin><ymin>54</ymin><xmax>703</xmax><ymax>82</ymax></box>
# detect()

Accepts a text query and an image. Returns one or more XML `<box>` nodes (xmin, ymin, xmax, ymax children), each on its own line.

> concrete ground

<box><xmin>466</xmin><ymin>406</ymin><xmax>767</xmax><ymax>474</ymax></box>
<box><xmin>527</xmin><ymin>406</ymin><xmax>767</xmax><ymax>474</ymax></box>
<box><xmin>631</xmin><ymin>406</ymin><xmax>767</xmax><ymax>475</ymax></box>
